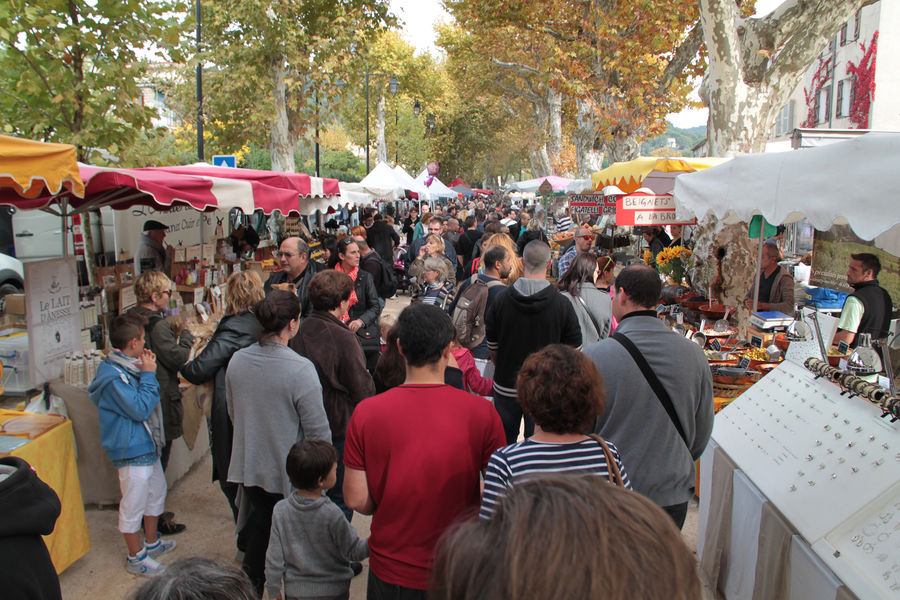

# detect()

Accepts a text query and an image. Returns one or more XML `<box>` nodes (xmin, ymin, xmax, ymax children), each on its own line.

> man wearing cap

<box><xmin>135</xmin><ymin>220</ymin><xmax>174</xmax><ymax>275</ymax></box>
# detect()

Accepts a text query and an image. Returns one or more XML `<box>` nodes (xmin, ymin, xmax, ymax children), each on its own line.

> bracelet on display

<box><xmin>803</xmin><ymin>358</ymin><xmax>897</xmax><ymax>421</ymax></box>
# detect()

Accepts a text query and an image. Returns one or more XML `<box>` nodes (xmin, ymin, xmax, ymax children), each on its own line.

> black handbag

<box><xmin>355</xmin><ymin>322</ymin><xmax>381</xmax><ymax>352</ymax></box>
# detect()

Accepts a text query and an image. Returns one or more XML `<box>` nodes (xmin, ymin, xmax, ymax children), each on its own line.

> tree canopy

<box><xmin>0</xmin><ymin>0</ymin><xmax>189</xmax><ymax>162</ymax></box>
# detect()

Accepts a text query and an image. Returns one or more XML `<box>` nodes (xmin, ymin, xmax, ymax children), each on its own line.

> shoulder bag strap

<box><xmin>588</xmin><ymin>434</ymin><xmax>625</xmax><ymax>487</ymax></box>
<box><xmin>611</xmin><ymin>331</ymin><xmax>689</xmax><ymax>448</ymax></box>
<box><xmin>575</xmin><ymin>295</ymin><xmax>604</xmax><ymax>339</ymax></box>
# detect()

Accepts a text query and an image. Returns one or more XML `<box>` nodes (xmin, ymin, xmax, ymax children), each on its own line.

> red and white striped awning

<box><xmin>146</xmin><ymin>163</ymin><xmax>342</xmax><ymax>214</ymax></box>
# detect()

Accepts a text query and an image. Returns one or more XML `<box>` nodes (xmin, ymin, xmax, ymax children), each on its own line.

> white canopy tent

<box><xmin>414</xmin><ymin>168</ymin><xmax>458</xmax><ymax>200</ymax></box>
<box><xmin>355</xmin><ymin>162</ymin><xmax>407</xmax><ymax>202</ymax></box>
<box><xmin>392</xmin><ymin>165</ymin><xmax>433</xmax><ymax>200</ymax></box>
<box><xmin>673</xmin><ymin>132</ymin><xmax>900</xmax><ymax>256</ymax></box>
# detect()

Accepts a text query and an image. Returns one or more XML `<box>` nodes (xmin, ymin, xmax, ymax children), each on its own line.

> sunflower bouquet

<box><xmin>656</xmin><ymin>246</ymin><xmax>693</xmax><ymax>284</ymax></box>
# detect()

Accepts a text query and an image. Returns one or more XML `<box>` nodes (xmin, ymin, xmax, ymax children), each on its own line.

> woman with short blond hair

<box><xmin>134</xmin><ymin>270</ymin><xmax>172</xmax><ymax>305</ymax></box>
<box><xmin>180</xmin><ymin>270</ymin><xmax>264</xmax><ymax>539</ymax></box>
<box><xmin>408</xmin><ymin>234</ymin><xmax>456</xmax><ymax>293</ymax></box>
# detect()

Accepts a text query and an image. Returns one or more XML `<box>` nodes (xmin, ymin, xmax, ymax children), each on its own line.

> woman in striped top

<box><xmin>480</xmin><ymin>344</ymin><xmax>631</xmax><ymax>518</ymax></box>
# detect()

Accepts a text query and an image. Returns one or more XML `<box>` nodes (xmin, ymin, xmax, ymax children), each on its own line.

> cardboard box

<box><xmin>4</xmin><ymin>293</ymin><xmax>25</xmax><ymax>316</ymax></box>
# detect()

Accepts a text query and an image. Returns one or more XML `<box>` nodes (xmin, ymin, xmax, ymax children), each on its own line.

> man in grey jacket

<box><xmin>584</xmin><ymin>264</ymin><xmax>713</xmax><ymax>528</ymax></box>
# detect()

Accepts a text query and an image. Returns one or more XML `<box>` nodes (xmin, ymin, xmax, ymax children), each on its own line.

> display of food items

<box><xmin>742</xmin><ymin>347</ymin><xmax>777</xmax><ymax>362</ymax></box>
<box><xmin>700</xmin><ymin>327</ymin><xmax>738</xmax><ymax>337</ymax></box>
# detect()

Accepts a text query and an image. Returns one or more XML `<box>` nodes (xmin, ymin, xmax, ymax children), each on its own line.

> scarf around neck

<box><xmin>334</xmin><ymin>262</ymin><xmax>359</xmax><ymax>322</ymax></box>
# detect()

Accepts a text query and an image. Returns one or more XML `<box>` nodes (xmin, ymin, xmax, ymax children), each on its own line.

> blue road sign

<box><xmin>212</xmin><ymin>155</ymin><xmax>237</xmax><ymax>168</ymax></box>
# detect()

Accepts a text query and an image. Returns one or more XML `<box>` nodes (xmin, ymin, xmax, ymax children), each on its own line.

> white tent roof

<box><xmin>415</xmin><ymin>168</ymin><xmax>457</xmax><ymax>199</ymax></box>
<box><xmin>672</xmin><ymin>132</ymin><xmax>900</xmax><ymax>255</ymax></box>
<box><xmin>392</xmin><ymin>165</ymin><xmax>432</xmax><ymax>199</ymax></box>
<box><xmin>357</xmin><ymin>162</ymin><xmax>406</xmax><ymax>200</ymax></box>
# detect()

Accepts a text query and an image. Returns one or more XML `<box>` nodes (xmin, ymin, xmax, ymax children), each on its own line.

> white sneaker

<box><xmin>126</xmin><ymin>549</ymin><xmax>166</xmax><ymax>576</ymax></box>
<box><xmin>144</xmin><ymin>535</ymin><xmax>177</xmax><ymax>559</ymax></box>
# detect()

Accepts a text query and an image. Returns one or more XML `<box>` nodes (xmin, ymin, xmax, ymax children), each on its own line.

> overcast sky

<box><xmin>389</xmin><ymin>0</ymin><xmax>787</xmax><ymax>129</ymax></box>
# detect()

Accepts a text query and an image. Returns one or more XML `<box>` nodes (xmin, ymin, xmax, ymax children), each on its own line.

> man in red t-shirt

<box><xmin>344</xmin><ymin>304</ymin><xmax>505</xmax><ymax>598</ymax></box>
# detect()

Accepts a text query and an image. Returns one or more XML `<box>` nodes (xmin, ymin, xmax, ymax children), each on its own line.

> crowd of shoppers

<box><xmin>71</xmin><ymin>199</ymin><xmax>717</xmax><ymax>600</ymax></box>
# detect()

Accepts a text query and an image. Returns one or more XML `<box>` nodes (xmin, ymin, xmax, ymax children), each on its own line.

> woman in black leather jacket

<box><xmin>329</xmin><ymin>237</ymin><xmax>382</xmax><ymax>372</ymax></box>
<box><xmin>180</xmin><ymin>271</ymin><xmax>263</xmax><ymax>528</ymax></box>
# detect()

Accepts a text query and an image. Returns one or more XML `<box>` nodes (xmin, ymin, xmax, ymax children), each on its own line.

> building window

<box><xmin>775</xmin><ymin>100</ymin><xmax>795</xmax><ymax>136</ymax></box>
<box><xmin>817</xmin><ymin>87</ymin><xmax>831</xmax><ymax>124</ymax></box>
<box><xmin>840</xmin><ymin>23</ymin><xmax>848</xmax><ymax>46</ymax></box>
<box><xmin>853</xmin><ymin>8</ymin><xmax>861</xmax><ymax>41</ymax></box>
<box><xmin>835</xmin><ymin>78</ymin><xmax>854</xmax><ymax>118</ymax></box>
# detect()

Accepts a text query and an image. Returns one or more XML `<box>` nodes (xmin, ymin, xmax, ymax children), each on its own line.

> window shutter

<box><xmin>836</xmin><ymin>82</ymin><xmax>844</xmax><ymax>117</ymax></box>
<box><xmin>840</xmin><ymin>23</ymin><xmax>848</xmax><ymax>46</ymax></box>
<box><xmin>788</xmin><ymin>99</ymin><xmax>795</xmax><ymax>131</ymax></box>
<box><xmin>854</xmin><ymin>9</ymin><xmax>861</xmax><ymax>40</ymax></box>
<box><xmin>814</xmin><ymin>89</ymin><xmax>821</xmax><ymax>124</ymax></box>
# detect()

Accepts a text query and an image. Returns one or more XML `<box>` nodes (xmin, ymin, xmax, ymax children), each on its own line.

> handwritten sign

<box><xmin>837</xmin><ymin>340</ymin><xmax>850</xmax><ymax>354</ymax></box>
<box><xmin>711</xmin><ymin>339</ymin><xmax>722</xmax><ymax>351</ymax></box>
<box><xmin>569</xmin><ymin>194</ymin><xmax>616</xmax><ymax>216</ymax></box>
<box><xmin>621</xmin><ymin>195</ymin><xmax>677</xmax><ymax>210</ymax></box>
<box><xmin>615</xmin><ymin>194</ymin><xmax>697</xmax><ymax>226</ymax></box>
<box><xmin>751</xmin><ymin>335</ymin><xmax>764</xmax><ymax>348</ymax></box>
<box><xmin>738</xmin><ymin>356</ymin><xmax>751</xmax><ymax>369</ymax></box>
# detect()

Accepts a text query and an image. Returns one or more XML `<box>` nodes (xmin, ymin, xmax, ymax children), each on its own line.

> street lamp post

<box><xmin>196</xmin><ymin>0</ymin><xmax>203</xmax><ymax>161</ymax></box>
<box><xmin>365</xmin><ymin>68</ymin><xmax>399</xmax><ymax>173</ymax></box>
<box><xmin>314</xmin><ymin>88</ymin><xmax>320</xmax><ymax>177</ymax></box>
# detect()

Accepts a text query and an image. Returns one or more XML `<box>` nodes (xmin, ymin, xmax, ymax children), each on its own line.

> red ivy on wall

<box><xmin>802</xmin><ymin>56</ymin><xmax>832</xmax><ymax>128</ymax></box>
<box><xmin>846</xmin><ymin>31</ymin><xmax>878</xmax><ymax>129</ymax></box>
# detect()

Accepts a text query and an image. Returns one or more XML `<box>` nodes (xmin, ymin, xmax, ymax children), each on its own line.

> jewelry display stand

<box><xmin>702</xmin><ymin>356</ymin><xmax>899</xmax><ymax>599</ymax></box>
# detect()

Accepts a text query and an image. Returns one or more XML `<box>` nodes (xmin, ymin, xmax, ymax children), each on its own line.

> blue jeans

<box><xmin>492</xmin><ymin>391</ymin><xmax>534</xmax><ymax>444</ymax></box>
<box><xmin>326</xmin><ymin>437</ymin><xmax>353</xmax><ymax>522</ymax></box>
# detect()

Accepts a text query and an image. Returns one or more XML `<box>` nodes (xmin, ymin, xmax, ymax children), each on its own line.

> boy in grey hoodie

<box><xmin>265</xmin><ymin>440</ymin><xmax>369</xmax><ymax>600</ymax></box>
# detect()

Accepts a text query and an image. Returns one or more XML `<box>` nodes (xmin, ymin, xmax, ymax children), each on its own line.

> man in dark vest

<box><xmin>833</xmin><ymin>253</ymin><xmax>893</xmax><ymax>348</ymax></box>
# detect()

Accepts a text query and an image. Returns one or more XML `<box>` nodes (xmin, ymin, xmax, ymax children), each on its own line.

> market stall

<box><xmin>146</xmin><ymin>163</ymin><xmax>341</xmax><ymax>216</ymax></box>
<box><xmin>0</xmin><ymin>408</ymin><xmax>91</xmax><ymax>574</ymax></box>
<box><xmin>415</xmin><ymin>168</ymin><xmax>457</xmax><ymax>200</ymax></box>
<box><xmin>592</xmin><ymin>156</ymin><xmax>729</xmax><ymax>194</ymax></box>
<box><xmin>671</xmin><ymin>132</ymin><xmax>900</xmax><ymax>600</ymax></box>
<box><xmin>0</xmin><ymin>135</ymin><xmax>84</xmax><ymax>201</ymax></box>
<box><xmin>0</xmin><ymin>135</ymin><xmax>91</xmax><ymax>574</ymax></box>
<box><xmin>505</xmin><ymin>174</ymin><xmax>572</xmax><ymax>194</ymax></box>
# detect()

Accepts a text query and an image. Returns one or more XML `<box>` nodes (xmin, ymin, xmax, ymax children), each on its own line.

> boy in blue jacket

<box><xmin>88</xmin><ymin>314</ymin><xmax>176</xmax><ymax>576</ymax></box>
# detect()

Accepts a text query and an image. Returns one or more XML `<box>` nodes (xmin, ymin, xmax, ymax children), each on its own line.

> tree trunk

<box><xmin>694</xmin><ymin>0</ymin><xmax>867</xmax><ymax>311</ymax></box>
<box><xmin>547</xmin><ymin>87</ymin><xmax>563</xmax><ymax>170</ymax></box>
<box><xmin>574</xmin><ymin>98</ymin><xmax>605</xmax><ymax>178</ymax></box>
<box><xmin>604</xmin><ymin>133</ymin><xmax>639</xmax><ymax>164</ymax></box>
<box><xmin>529</xmin><ymin>149</ymin><xmax>552</xmax><ymax>179</ymax></box>
<box><xmin>376</xmin><ymin>95</ymin><xmax>388</xmax><ymax>165</ymax></box>
<box><xmin>269</xmin><ymin>56</ymin><xmax>296</xmax><ymax>172</ymax></box>
<box><xmin>699</xmin><ymin>0</ymin><xmax>869</xmax><ymax>156</ymax></box>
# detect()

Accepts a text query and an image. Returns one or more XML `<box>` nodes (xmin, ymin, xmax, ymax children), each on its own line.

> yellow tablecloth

<box><xmin>1</xmin><ymin>409</ymin><xmax>91</xmax><ymax>573</ymax></box>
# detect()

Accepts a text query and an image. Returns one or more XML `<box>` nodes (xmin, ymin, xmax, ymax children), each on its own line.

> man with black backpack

<box><xmin>449</xmin><ymin>245</ymin><xmax>512</xmax><ymax>369</ymax></box>
<box><xmin>355</xmin><ymin>235</ymin><xmax>397</xmax><ymax>305</ymax></box>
